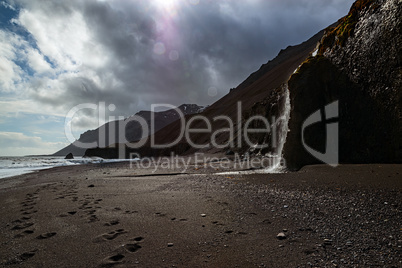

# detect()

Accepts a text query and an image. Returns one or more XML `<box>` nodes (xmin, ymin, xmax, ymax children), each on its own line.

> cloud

<box><xmin>0</xmin><ymin>131</ymin><xmax>67</xmax><ymax>156</ymax></box>
<box><xmin>25</xmin><ymin>47</ymin><xmax>53</xmax><ymax>74</ymax></box>
<box><xmin>0</xmin><ymin>0</ymin><xmax>356</xmax><ymax>156</ymax></box>
<box><xmin>0</xmin><ymin>1</ymin><xmax>15</xmax><ymax>11</ymax></box>
<box><xmin>0</xmin><ymin>30</ymin><xmax>25</xmax><ymax>92</ymax></box>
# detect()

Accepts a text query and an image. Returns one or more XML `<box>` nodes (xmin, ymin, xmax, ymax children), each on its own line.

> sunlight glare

<box><xmin>153</xmin><ymin>0</ymin><xmax>178</xmax><ymax>10</ymax></box>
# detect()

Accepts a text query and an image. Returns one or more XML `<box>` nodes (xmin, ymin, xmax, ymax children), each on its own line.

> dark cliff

<box><xmin>284</xmin><ymin>0</ymin><xmax>402</xmax><ymax>169</ymax></box>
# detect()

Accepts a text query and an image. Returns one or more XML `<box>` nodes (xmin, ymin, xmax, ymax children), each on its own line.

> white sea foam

<box><xmin>0</xmin><ymin>156</ymin><xmax>136</xmax><ymax>179</ymax></box>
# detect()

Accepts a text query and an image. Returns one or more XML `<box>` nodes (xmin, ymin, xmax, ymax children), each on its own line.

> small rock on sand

<box><xmin>277</xmin><ymin>232</ymin><xmax>286</xmax><ymax>240</ymax></box>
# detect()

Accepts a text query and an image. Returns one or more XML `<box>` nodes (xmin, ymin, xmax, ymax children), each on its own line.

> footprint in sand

<box><xmin>100</xmin><ymin>237</ymin><xmax>144</xmax><ymax>267</ymax></box>
<box><xmin>88</xmin><ymin>215</ymin><xmax>99</xmax><ymax>223</ymax></box>
<box><xmin>124</xmin><ymin>244</ymin><xmax>141</xmax><ymax>253</ymax></box>
<box><xmin>21</xmin><ymin>202</ymin><xmax>36</xmax><ymax>207</ymax></box>
<box><xmin>5</xmin><ymin>250</ymin><xmax>37</xmax><ymax>265</ymax></box>
<box><xmin>22</xmin><ymin>210</ymin><xmax>37</xmax><ymax>215</ymax></box>
<box><xmin>103</xmin><ymin>229</ymin><xmax>127</xmax><ymax>240</ymax></box>
<box><xmin>20</xmin><ymin>206</ymin><xmax>34</xmax><ymax>212</ymax></box>
<box><xmin>19</xmin><ymin>251</ymin><xmax>36</xmax><ymax>260</ymax></box>
<box><xmin>123</xmin><ymin>210</ymin><xmax>138</xmax><ymax>214</ymax></box>
<box><xmin>104</xmin><ymin>220</ymin><xmax>119</xmax><ymax>226</ymax></box>
<box><xmin>100</xmin><ymin>254</ymin><xmax>125</xmax><ymax>267</ymax></box>
<box><xmin>26</xmin><ymin>193</ymin><xmax>37</xmax><ymax>198</ymax></box>
<box><xmin>36</xmin><ymin>232</ymin><xmax>57</xmax><ymax>240</ymax></box>
<box><xmin>131</xmin><ymin>236</ymin><xmax>144</xmax><ymax>242</ymax></box>
<box><xmin>14</xmin><ymin>230</ymin><xmax>35</xmax><ymax>238</ymax></box>
<box><xmin>93</xmin><ymin>199</ymin><xmax>103</xmax><ymax>204</ymax></box>
<box><xmin>24</xmin><ymin>197</ymin><xmax>38</xmax><ymax>202</ymax></box>
<box><xmin>13</xmin><ymin>216</ymin><xmax>32</xmax><ymax>223</ymax></box>
<box><xmin>108</xmin><ymin>254</ymin><xmax>125</xmax><ymax>261</ymax></box>
<box><xmin>11</xmin><ymin>222</ymin><xmax>34</xmax><ymax>230</ymax></box>
<box><xmin>93</xmin><ymin>229</ymin><xmax>127</xmax><ymax>243</ymax></box>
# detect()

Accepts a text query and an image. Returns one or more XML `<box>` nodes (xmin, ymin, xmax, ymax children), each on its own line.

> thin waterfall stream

<box><xmin>217</xmin><ymin>83</ymin><xmax>291</xmax><ymax>175</ymax></box>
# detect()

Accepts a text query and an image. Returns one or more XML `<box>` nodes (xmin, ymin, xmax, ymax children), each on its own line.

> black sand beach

<box><xmin>0</xmin><ymin>160</ymin><xmax>400</xmax><ymax>267</ymax></box>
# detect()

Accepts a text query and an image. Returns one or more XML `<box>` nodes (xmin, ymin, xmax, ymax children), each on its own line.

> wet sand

<box><xmin>0</xmin><ymin>160</ymin><xmax>400</xmax><ymax>267</ymax></box>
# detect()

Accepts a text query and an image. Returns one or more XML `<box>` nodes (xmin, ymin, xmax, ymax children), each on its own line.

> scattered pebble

<box><xmin>167</xmin><ymin>243</ymin><xmax>174</xmax><ymax>247</ymax></box>
<box><xmin>201</xmin><ymin>214</ymin><xmax>206</xmax><ymax>217</ymax></box>
<box><xmin>276</xmin><ymin>232</ymin><xmax>286</xmax><ymax>240</ymax></box>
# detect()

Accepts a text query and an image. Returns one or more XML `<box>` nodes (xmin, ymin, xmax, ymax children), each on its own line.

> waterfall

<box><xmin>265</xmin><ymin>84</ymin><xmax>291</xmax><ymax>173</ymax></box>
<box><xmin>215</xmin><ymin>84</ymin><xmax>291</xmax><ymax>175</ymax></box>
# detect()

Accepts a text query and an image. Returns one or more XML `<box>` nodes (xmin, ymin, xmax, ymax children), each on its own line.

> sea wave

<box><xmin>0</xmin><ymin>156</ymin><xmax>136</xmax><ymax>179</ymax></box>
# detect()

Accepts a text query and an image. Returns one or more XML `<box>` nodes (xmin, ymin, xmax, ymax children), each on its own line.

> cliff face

<box><xmin>284</xmin><ymin>0</ymin><xmax>402</xmax><ymax>170</ymax></box>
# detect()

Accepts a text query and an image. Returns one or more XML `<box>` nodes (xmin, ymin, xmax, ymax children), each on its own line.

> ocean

<box><xmin>0</xmin><ymin>156</ymin><xmax>130</xmax><ymax>179</ymax></box>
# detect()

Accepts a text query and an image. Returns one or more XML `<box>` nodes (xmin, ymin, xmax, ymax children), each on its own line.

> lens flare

<box><xmin>169</xmin><ymin>50</ymin><xmax>179</xmax><ymax>61</ymax></box>
<box><xmin>208</xmin><ymin>87</ymin><xmax>218</xmax><ymax>97</ymax></box>
<box><xmin>153</xmin><ymin>42</ymin><xmax>166</xmax><ymax>55</ymax></box>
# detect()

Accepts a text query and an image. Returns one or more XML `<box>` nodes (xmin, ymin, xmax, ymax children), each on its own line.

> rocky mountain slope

<box><xmin>54</xmin><ymin>104</ymin><xmax>204</xmax><ymax>156</ymax></box>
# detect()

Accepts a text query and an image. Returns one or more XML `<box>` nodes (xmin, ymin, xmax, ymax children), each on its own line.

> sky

<box><xmin>0</xmin><ymin>0</ymin><xmax>355</xmax><ymax>156</ymax></box>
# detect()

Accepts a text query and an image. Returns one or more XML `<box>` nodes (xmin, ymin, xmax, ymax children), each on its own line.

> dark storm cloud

<box><xmin>4</xmin><ymin>0</ymin><xmax>355</xmax><ymax>127</ymax></box>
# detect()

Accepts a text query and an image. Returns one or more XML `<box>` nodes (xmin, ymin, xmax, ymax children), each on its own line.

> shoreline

<box><xmin>0</xmin><ymin>161</ymin><xmax>400</xmax><ymax>267</ymax></box>
<box><xmin>0</xmin><ymin>157</ymin><xmax>139</xmax><ymax>180</ymax></box>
